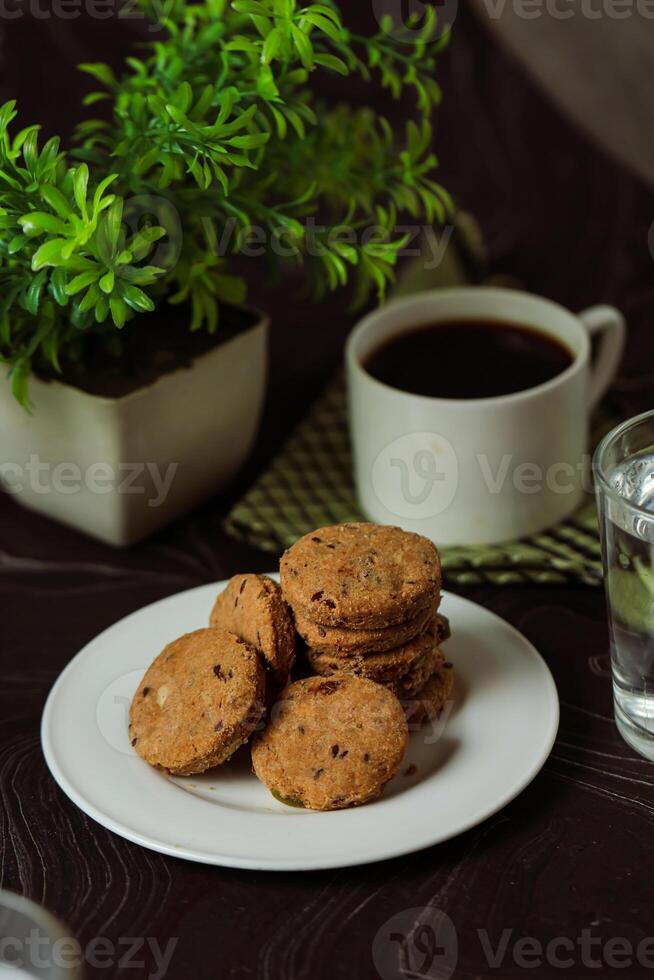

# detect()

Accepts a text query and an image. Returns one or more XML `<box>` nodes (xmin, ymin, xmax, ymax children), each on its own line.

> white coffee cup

<box><xmin>346</xmin><ymin>287</ymin><xmax>625</xmax><ymax>546</ymax></box>
<box><xmin>0</xmin><ymin>889</ymin><xmax>82</xmax><ymax>978</ymax></box>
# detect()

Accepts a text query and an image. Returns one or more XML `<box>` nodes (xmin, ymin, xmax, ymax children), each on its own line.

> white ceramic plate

<box><xmin>41</xmin><ymin>579</ymin><xmax>559</xmax><ymax>871</ymax></box>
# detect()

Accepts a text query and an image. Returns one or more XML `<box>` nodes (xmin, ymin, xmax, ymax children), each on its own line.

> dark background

<box><xmin>1</xmin><ymin>3</ymin><xmax>654</xmax><ymax>978</ymax></box>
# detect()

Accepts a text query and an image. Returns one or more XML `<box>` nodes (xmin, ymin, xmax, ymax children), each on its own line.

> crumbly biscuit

<box><xmin>294</xmin><ymin>602</ymin><xmax>438</xmax><ymax>656</ymax></box>
<box><xmin>251</xmin><ymin>675</ymin><xmax>408</xmax><ymax>810</ymax></box>
<box><xmin>210</xmin><ymin>574</ymin><xmax>295</xmax><ymax>684</ymax></box>
<box><xmin>305</xmin><ymin>625</ymin><xmax>439</xmax><ymax>685</ymax></box>
<box><xmin>129</xmin><ymin>628</ymin><xmax>265</xmax><ymax>775</ymax></box>
<box><xmin>306</xmin><ymin>629</ymin><xmax>444</xmax><ymax>699</ymax></box>
<box><xmin>391</xmin><ymin>645</ymin><xmax>445</xmax><ymax>699</ymax></box>
<box><xmin>280</xmin><ymin>523</ymin><xmax>441</xmax><ymax>628</ymax></box>
<box><xmin>404</xmin><ymin>661</ymin><xmax>455</xmax><ymax>725</ymax></box>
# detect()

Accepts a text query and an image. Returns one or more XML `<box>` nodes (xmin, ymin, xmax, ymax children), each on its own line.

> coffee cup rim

<box><xmin>346</xmin><ymin>286</ymin><xmax>590</xmax><ymax>408</ymax></box>
<box><xmin>0</xmin><ymin>889</ymin><xmax>81</xmax><ymax>978</ymax></box>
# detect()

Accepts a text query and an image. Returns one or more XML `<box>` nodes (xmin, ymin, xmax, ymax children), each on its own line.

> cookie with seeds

<box><xmin>251</xmin><ymin>675</ymin><xmax>408</xmax><ymax>810</ymax></box>
<box><xmin>294</xmin><ymin>602</ymin><xmax>440</xmax><ymax>656</ymax></box>
<box><xmin>280</xmin><ymin>523</ymin><xmax>441</xmax><ymax>628</ymax></box>
<box><xmin>210</xmin><ymin>574</ymin><xmax>295</xmax><ymax>684</ymax></box>
<box><xmin>404</xmin><ymin>661</ymin><xmax>455</xmax><ymax>725</ymax></box>
<box><xmin>305</xmin><ymin>623</ymin><xmax>441</xmax><ymax>686</ymax></box>
<box><xmin>129</xmin><ymin>627</ymin><xmax>265</xmax><ymax>776</ymax></box>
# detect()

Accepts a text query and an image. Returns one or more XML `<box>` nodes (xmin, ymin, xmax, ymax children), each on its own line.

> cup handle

<box><xmin>578</xmin><ymin>305</ymin><xmax>626</xmax><ymax>410</ymax></box>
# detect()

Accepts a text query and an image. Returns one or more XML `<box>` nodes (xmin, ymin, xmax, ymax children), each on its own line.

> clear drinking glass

<box><xmin>594</xmin><ymin>409</ymin><xmax>654</xmax><ymax>761</ymax></box>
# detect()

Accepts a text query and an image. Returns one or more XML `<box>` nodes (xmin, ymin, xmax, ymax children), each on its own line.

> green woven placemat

<box><xmin>224</xmin><ymin>375</ymin><xmax>607</xmax><ymax>586</ymax></box>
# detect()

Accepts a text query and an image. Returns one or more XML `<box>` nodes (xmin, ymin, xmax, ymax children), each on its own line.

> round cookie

<box><xmin>129</xmin><ymin>627</ymin><xmax>265</xmax><ymax>775</ymax></box>
<box><xmin>251</xmin><ymin>675</ymin><xmax>408</xmax><ymax>810</ymax></box>
<box><xmin>280</xmin><ymin>523</ymin><xmax>441</xmax><ymax>628</ymax></box>
<box><xmin>294</xmin><ymin>602</ymin><xmax>437</xmax><ymax>656</ymax></box>
<box><xmin>404</xmin><ymin>661</ymin><xmax>455</xmax><ymax>725</ymax></box>
<box><xmin>305</xmin><ymin>626</ymin><xmax>440</xmax><ymax>685</ymax></box>
<box><xmin>391</xmin><ymin>645</ymin><xmax>445</xmax><ymax>699</ymax></box>
<box><xmin>210</xmin><ymin>574</ymin><xmax>296</xmax><ymax>684</ymax></box>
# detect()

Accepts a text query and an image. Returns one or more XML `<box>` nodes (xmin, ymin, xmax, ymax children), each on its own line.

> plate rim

<box><xmin>41</xmin><ymin>580</ymin><xmax>560</xmax><ymax>871</ymax></box>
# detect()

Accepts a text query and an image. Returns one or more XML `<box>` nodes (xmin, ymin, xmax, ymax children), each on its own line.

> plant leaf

<box><xmin>99</xmin><ymin>270</ymin><xmax>115</xmax><ymax>294</ymax></box>
<box><xmin>78</xmin><ymin>62</ymin><xmax>118</xmax><ymax>89</ymax></box>
<box><xmin>109</xmin><ymin>295</ymin><xmax>128</xmax><ymax>327</ymax></box>
<box><xmin>19</xmin><ymin>212</ymin><xmax>68</xmax><ymax>237</ymax></box>
<box><xmin>121</xmin><ymin>284</ymin><xmax>155</xmax><ymax>312</ymax></box>
<box><xmin>40</xmin><ymin>185</ymin><xmax>72</xmax><ymax>220</ymax></box>
<box><xmin>32</xmin><ymin>238</ymin><xmax>68</xmax><ymax>270</ymax></box>
<box><xmin>73</xmin><ymin>164</ymin><xmax>89</xmax><ymax>218</ymax></box>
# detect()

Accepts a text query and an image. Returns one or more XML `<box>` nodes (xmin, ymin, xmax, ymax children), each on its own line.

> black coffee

<box><xmin>364</xmin><ymin>318</ymin><xmax>573</xmax><ymax>399</ymax></box>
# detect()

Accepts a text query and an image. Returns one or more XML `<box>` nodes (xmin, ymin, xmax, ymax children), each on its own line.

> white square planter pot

<box><xmin>0</xmin><ymin>310</ymin><xmax>269</xmax><ymax>546</ymax></box>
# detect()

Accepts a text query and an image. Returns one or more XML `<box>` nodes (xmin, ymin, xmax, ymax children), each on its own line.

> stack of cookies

<box><xmin>129</xmin><ymin>522</ymin><xmax>455</xmax><ymax>811</ymax></box>
<box><xmin>280</xmin><ymin>523</ymin><xmax>454</xmax><ymax>723</ymax></box>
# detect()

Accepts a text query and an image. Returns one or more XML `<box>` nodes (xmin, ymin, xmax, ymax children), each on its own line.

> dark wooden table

<box><xmin>2</xmin><ymin>4</ymin><xmax>654</xmax><ymax>979</ymax></box>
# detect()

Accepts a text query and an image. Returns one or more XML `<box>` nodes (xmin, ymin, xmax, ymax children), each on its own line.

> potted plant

<box><xmin>0</xmin><ymin>0</ymin><xmax>450</xmax><ymax>545</ymax></box>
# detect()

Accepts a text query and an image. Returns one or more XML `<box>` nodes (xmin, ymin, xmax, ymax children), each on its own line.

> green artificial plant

<box><xmin>0</xmin><ymin>0</ymin><xmax>451</xmax><ymax>406</ymax></box>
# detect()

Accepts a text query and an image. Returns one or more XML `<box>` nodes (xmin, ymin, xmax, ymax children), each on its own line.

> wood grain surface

<box><xmin>2</xmin><ymin>4</ymin><xmax>654</xmax><ymax>979</ymax></box>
